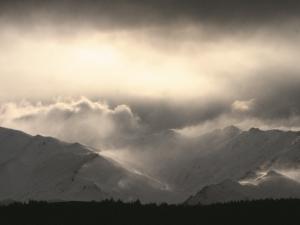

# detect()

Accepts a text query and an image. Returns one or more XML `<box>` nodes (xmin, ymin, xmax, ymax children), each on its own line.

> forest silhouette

<box><xmin>1</xmin><ymin>199</ymin><xmax>300</xmax><ymax>225</ymax></box>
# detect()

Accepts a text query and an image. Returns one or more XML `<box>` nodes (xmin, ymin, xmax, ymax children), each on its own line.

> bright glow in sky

<box><xmin>0</xmin><ymin>28</ymin><xmax>277</xmax><ymax>101</ymax></box>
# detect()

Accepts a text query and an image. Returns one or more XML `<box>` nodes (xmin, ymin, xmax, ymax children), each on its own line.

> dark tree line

<box><xmin>1</xmin><ymin>199</ymin><xmax>300</xmax><ymax>225</ymax></box>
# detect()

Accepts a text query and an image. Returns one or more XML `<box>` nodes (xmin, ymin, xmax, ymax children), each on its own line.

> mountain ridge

<box><xmin>0</xmin><ymin>126</ymin><xmax>174</xmax><ymax>203</ymax></box>
<box><xmin>1</xmin><ymin>125</ymin><xmax>300</xmax><ymax>204</ymax></box>
<box><xmin>186</xmin><ymin>169</ymin><xmax>300</xmax><ymax>205</ymax></box>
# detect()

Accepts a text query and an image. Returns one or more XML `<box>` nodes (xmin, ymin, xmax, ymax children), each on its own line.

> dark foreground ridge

<box><xmin>1</xmin><ymin>199</ymin><xmax>300</xmax><ymax>225</ymax></box>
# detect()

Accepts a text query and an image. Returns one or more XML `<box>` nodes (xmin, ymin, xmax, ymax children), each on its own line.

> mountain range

<box><xmin>0</xmin><ymin>125</ymin><xmax>300</xmax><ymax>204</ymax></box>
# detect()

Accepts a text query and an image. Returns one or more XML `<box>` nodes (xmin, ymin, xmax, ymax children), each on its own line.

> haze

<box><xmin>1</xmin><ymin>0</ymin><xmax>300</xmax><ymax>146</ymax></box>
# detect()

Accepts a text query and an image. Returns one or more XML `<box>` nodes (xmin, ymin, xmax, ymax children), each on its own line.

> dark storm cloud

<box><xmin>106</xmin><ymin>70</ymin><xmax>300</xmax><ymax>131</ymax></box>
<box><xmin>238</xmin><ymin>72</ymin><xmax>300</xmax><ymax>123</ymax></box>
<box><xmin>108</xmin><ymin>97</ymin><xmax>231</xmax><ymax>132</ymax></box>
<box><xmin>102</xmin><ymin>66</ymin><xmax>300</xmax><ymax>131</ymax></box>
<box><xmin>1</xmin><ymin>0</ymin><xmax>300</xmax><ymax>29</ymax></box>
<box><xmin>116</xmin><ymin>73</ymin><xmax>300</xmax><ymax>131</ymax></box>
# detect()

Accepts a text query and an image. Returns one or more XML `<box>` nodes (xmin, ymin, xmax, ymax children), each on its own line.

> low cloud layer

<box><xmin>2</xmin><ymin>69</ymin><xmax>300</xmax><ymax>139</ymax></box>
<box><xmin>0</xmin><ymin>98</ymin><xmax>143</xmax><ymax>149</ymax></box>
<box><xmin>1</xmin><ymin>77</ymin><xmax>300</xmax><ymax>149</ymax></box>
<box><xmin>1</xmin><ymin>93</ymin><xmax>300</xmax><ymax>178</ymax></box>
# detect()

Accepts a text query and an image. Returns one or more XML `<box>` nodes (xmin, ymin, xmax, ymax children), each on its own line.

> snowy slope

<box><xmin>0</xmin><ymin>127</ymin><xmax>173</xmax><ymax>203</ymax></box>
<box><xmin>186</xmin><ymin>170</ymin><xmax>300</xmax><ymax>205</ymax></box>
<box><xmin>120</xmin><ymin>126</ymin><xmax>300</xmax><ymax>202</ymax></box>
<box><xmin>166</xmin><ymin>127</ymin><xmax>300</xmax><ymax>197</ymax></box>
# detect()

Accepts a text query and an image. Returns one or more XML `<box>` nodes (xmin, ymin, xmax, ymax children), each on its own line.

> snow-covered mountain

<box><xmin>1</xmin><ymin>125</ymin><xmax>300</xmax><ymax>204</ymax></box>
<box><xmin>179</xmin><ymin>126</ymin><xmax>300</xmax><ymax>205</ymax></box>
<box><xmin>0</xmin><ymin>127</ymin><xmax>173</xmax><ymax>203</ymax></box>
<box><xmin>186</xmin><ymin>170</ymin><xmax>300</xmax><ymax>205</ymax></box>
<box><xmin>107</xmin><ymin>125</ymin><xmax>300</xmax><ymax>202</ymax></box>
<box><xmin>163</xmin><ymin>126</ymin><xmax>300</xmax><ymax>198</ymax></box>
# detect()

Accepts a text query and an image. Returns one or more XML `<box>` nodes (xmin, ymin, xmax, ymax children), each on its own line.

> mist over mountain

<box><xmin>186</xmin><ymin>170</ymin><xmax>300</xmax><ymax>205</ymax></box>
<box><xmin>0</xmin><ymin>2</ymin><xmax>300</xmax><ymax>224</ymax></box>
<box><xmin>171</xmin><ymin>127</ymin><xmax>300</xmax><ymax>195</ymax></box>
<box><xmin>1</xmin><ymin>125</ymin><xmax>300</xmax><ymax>204</ymax></box>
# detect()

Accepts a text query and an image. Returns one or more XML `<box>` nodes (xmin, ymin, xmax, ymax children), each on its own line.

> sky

<box><xmin>1</xmin><ymin>0</ymin><xmax>300</xmax><ymax>147</ymax></box>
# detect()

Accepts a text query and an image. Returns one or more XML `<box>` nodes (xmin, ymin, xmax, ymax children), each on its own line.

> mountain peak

<box><xmin>223</xmin><ymin>125</ymin><xmax>241</xmax><ymax>133</ymax></box>
<box><xmin>249</xmin><ymin>127</ymin><xmax>261</xmax><ymax>132</ymax></box>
